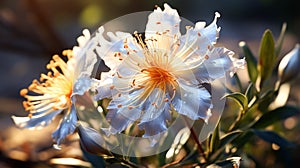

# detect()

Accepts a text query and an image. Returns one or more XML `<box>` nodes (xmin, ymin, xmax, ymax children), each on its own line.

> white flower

<box><xmin>278</xmin><ymin>43</ymin><xmax>300</xmax><ymax>84</ymax></box>
<box><xmin>12</xmin><ymin>29</ymin><xmax>96</xmax><ymax>147</ymax></box>
<box><xmin>93</xmin><ymin>4</ymin><xmax>244</xmax><ymax>139</ymax></box>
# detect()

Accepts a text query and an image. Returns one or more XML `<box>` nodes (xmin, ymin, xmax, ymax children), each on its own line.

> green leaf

<box><xmin>252</xmin><ymin>129</ymin><xmax>295</xmax><ymax>148</ymax></box>
<box><xmin>208</xmin><ymin>130</ymin><xmax>242</xmax><ymax>162</ymax></box>
<box><xmin>219</xmin><ymin>130</ymin><xmax>243</xmax><ymax>147</ymax></box>
<box><xmin>239</xmin><ymin>41</ymin><xmax>258</xmax><ymax>83</ymax></box>
<box><xmin>252</xmin><ymin>105</ymin><xmax>300</xmax><ymax>129</ymax></box>
<box><xmin>209</xmin><ymin>123</ymin><xmax>220</xmax><ymax>154</ymax></box>
<box><xmin>232</xmin><ymin>131</ymin><xmax>255</xmax><ymax>149</ymax></box>
<box><xmin>224</xmin><ymin>92</ymin><xmax>248</xmax><ymax>111</ymax></box>
<box><xmin>275</xmin><ymin>23</ymin><xmax>287</xmax><ymax>57</ymax></box>
<box><xmin>257</xmin><ymin>90</ymin><xmax>277</xmax><ymax>112</ymax></box>
<box><xmin>258</xmin><ymin>30</ymin><xmax>276</xmax><ymax>85</ymax></box>
<box><xmin>245</xmin><ymin>82</ymin><xmax>257</xmax><ymax>102</ymax></box>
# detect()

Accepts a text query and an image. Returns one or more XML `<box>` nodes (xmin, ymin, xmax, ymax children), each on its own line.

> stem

<box><xmin>183</xmin><ymin>117</ymin><xmax>207</xmax><ymax>162</ymax></box>
<box><xmin>228</xmin><ymin>110</ymin><xmax>244</xmax><ymax>132</ymax></box>
<box><xmin>234</xmin><ymin>73</ymin><xmax>243</xmax><ymax>92</ymax></box>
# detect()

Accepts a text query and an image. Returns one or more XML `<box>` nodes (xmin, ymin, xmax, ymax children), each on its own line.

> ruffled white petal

<box><xmin>175</xmin><ymin>12</ymin><xmax>220</xmax><ymax>64</ymax></box>
<box><xmin>94</xmin><ymin>27</ymin><xmax>136</xmax><ymax>71</ymax></box>
<box><xmin>102</xmin><ymin>108</ymin><xmax>141</xmax><ymax>135</ymax></box>
<box><xmin>172</xmin><ymin>79</ymin><xmax>212</xmax><ymax>121</ymax></box>
<box><xmin>12</xmin><ymin>110</ymin><xmax>62</xmax><ymax>128</ymax></box>
<box><xmin>94</xmin><ymin>72</ymin><xmax>115</xmax><ymax>100</ymax></box>
<box><xmin>193</xmin><ymin>47</ymin><xmax>236</xmax><ymax>82</ymax></box>
<box><xmin>145</xmin><ymin>3</ymin><xmax>181</xmax><ymax>53</ymax></box>
<box><xmin>138</xmin><ymin>104</ymin><xmax>170</xmax><ymax>137</ymax></box>
<box><xmin>52</xmin><ymin>104</ymin><xmax>77</xmax><ymax>145</ymax></box>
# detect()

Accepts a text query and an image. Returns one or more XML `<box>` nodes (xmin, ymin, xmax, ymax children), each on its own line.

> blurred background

<box><xmin>0</xmin><ymin>0</ymin><xmax>299</xmax><ymax>167</ymax></box>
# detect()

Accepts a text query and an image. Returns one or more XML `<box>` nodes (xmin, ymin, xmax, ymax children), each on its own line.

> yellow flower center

<box><xmin>142</xmin><ymin>66</ymin><xmax>177</xmax><ymax>91</ymax></box>
<box><xmin>20</xmin><ymin>50</ymin><xmax>74</xmax><ymax>116</ymax></box>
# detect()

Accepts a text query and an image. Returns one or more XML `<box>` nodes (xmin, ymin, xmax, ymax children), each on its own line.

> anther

<box><xmin>116</xmin><ymin>72</ymin><xmax>122</xmax><ymax>78</ymax></box>
<box><xmin>117</xmin><ymin>104</ymin><xmax>122</xmax><ymax>108</ymax></box>
<box><xmin>20</xmin><ymin>89</ymin><xmax>28</xmax><ymax>96</ymax></box>
<box><xmin>22</xmin><ymin>101</ymin><xmax>29</xmax><ymax>109</ymax></box>
<box><xmin>207</xmin><ymin>45</ymin><xmax>211</xmax><ymax>50</ymax></box>
<box><xmin>28</xmin><ymin>84</ymin><xmax>37</xmax><ymax>91</ymax></box>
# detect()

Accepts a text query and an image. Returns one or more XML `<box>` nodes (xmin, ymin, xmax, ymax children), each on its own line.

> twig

<box><xmin>183</xmin><ymin>117</ymin><xmax>207</xmax><ymax>163</ymax></box>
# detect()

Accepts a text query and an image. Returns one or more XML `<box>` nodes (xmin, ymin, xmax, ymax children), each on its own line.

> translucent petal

<box><xmin>140</xmin><ymin>88</ymin><xmax>168</xmax><ymax>122</ymax></box>
<box><xmin>138</xmin><ymin>105</ymin><xmax>170</xmax><ymax>137</ymax></box>
<box><xmin>198</xmin><ymin>12</ymin><xmax>221</xmax><ymax>45</ymax></box>
<box><xmin>72</xmin><ymin>75</ymin><xmax>94</xmax><ymax>97</ymax></box>
<box><xmin>95</xmin><ymin>72</ymin><xmax>115</xmax><ymax>100</ymax></box>
<box><xmin>12</xmin><ymin>110</ymin><xmax>62</xmax><ymax>128</ymax></box>
<box><xmin>172</xmin><ymin>79</ymin><xmax>212</xmax><ymax>121</ymax></box>
<box><xmin>102</xmin><ymin>108</ymin><xmax>141</xmax><ymax>135</ymax></box>
<box><xmin>52</xmin><ymin>104</ymin><xmax>77</xmax><ymax>145</ymax></box>
<box><xmin>175</xmin><ymin>12</ymin><xmax>220</xmax><ymax>63</ymax></box>
<box><xmin>194</xmin><ymin>47</ymin><xmax>235</xmax><ymax>82</ymax></box>
<box><xmin>94</xmin><ymin>27</ymin><xmax>137</xmax><ymax>71</ymax></box>
<box><xmin>145</xmin><ymin>3</ymin><xmax>181</xmax><ymax>52</ymax></box>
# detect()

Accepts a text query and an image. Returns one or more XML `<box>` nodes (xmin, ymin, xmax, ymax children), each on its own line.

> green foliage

<box><xmin>225</xmin><ymin>92</ymin><xmax>248</xmax><ymax>111</ymax></box>
<box><xmin>252</xmin><ymin>106</ymin><xmax>300</xmax><ymax>129</ymax></box>
<box><xmin>207</xmin><ymin>23</ymin><xmax>299</xmax><ymax>167</ymax></box>
<box><xmin>275</xmin><ymin>23</ymin><xmax>287</xmax><ymax>57</ymax></box>
<box><xmin>239</xmin><ymin>41</ymin><xmax>258</xmax><ymax>83</ymax></box>
<box><xmin>251</xmin><ymin>129</ymin><xmax>295</xmax><ymax>149</ymax></box>
<box><xmin>258</xmin><ymin>30</ymin><xmax>276</xmax><ymax>87</ymax></box>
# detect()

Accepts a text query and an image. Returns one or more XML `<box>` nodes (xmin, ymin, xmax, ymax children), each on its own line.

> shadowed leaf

<box><xmin>275</xmin><ymin>23</ymin><xmax>287</xmax><ymax>57</ymax></box>
<box><xmin>252</xmin><ymin>129</ymin><xmax>295</xmax><ymax>148</ymax></box>
<box><xmin>252</xmin><ymin>105</ymin><xmax>300</xmax><ymax>129</ymax></box>
<box><xmin>78</xmin><ymin>124</ymin><xmax>111</xmax><ymax>156</ymax></box>
<box><xmin>239</xmin><ymin>41</ymin><xmax>258</xmax><ymax>83</ymax></box>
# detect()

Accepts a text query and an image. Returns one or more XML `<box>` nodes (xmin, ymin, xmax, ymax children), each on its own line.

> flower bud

<box><xmin>78</xmin><ymin>124</ymin><xmax>111</xmax><ymax>156</ymax></box>
<box><xmin>278</xmin><ymin>44</ymin><xmax>300</xmax><ymax>84</ymax></box>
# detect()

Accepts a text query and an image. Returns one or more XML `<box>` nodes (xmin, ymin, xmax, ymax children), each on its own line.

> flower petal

<box><xmin>197</xmin><ymin>12</ymin><xmax>221</xmax><ymax>45</ymax></box>
<box><xmin>145</xmin><ymin>3</ymin><xmax>181</xmax><ymax>52</ymax></box>
<box><xmin>194</xmin><ymin>47</ymin><xmax>237</xmax><ymax>82</ymax></box>
<box><xmin>138</xmin><ymin>105</ymin><xmax>170</xmax><ymax>137</ymax></box>
<box><xmin>94</xmin><ymin>27</ymin><xmax>136</xmax><ymax>71</ymax></box>
<box><xmin>72</xmin><ymin>75</ymin><xmax>94</xmax><ymax>97</ymax></box>
<box><xmin>11</xmin><ymin>110</ymin><xmax>62</xmax><ymax>128</ymax></box>
<box><xmin>172</xmin><ymin>79</ymin><xmax>212</xmax><ymax>121</ymax></box>
<box><xmin>102</xmin><ymin>107</ymin><xmax>141</xmax><ymax>136</ymax></box>
<box><xmin>52</xmin><ymin>104</ymin><xmax>77</xmax><ymax>145</ymax></box>
<box><xmin>140</xmin><ymin>88</ymin><xmax>168</xmax><ymax>122</ymax></box>
<box><xmin>175</xmin><ymin>12</ymin><xmax>220</xmax><ymax>63</ymax></box>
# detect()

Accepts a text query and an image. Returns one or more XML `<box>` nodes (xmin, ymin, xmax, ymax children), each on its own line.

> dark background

<box><xmin>0</xmin><ymin>0</ymin><xmax>299</xmax><ymax>167</ymax></box>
